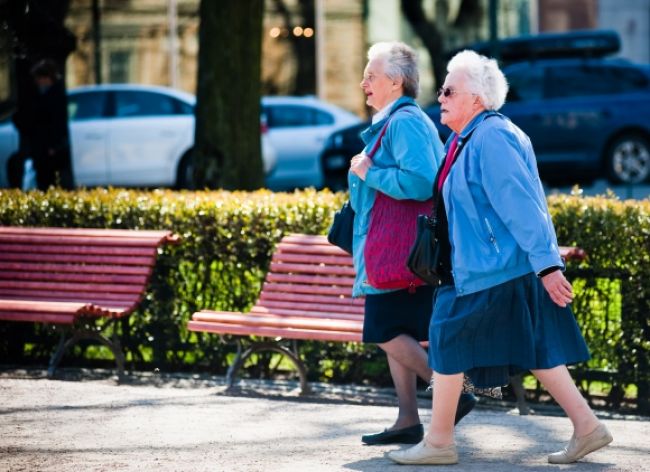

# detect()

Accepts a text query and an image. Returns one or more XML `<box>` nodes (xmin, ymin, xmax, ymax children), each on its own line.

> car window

<box><xmin>173</xmin><ymin>98</ymin><xmax>194</xmax><ymax>115</ymax></box>
<box><xmin>266</xmin><ymin>105</ymin><xmax>334</xmax><ymax>128</ymax></box>
<box><xmin>546</xmin><ymin>65</ymin><xmax>619</xmax><ymax>98</ymax></box>
<box><xmin>114</xmin><ymin>91</ymin><xmax>177</xmax><ymax>117</ymax></box>
<box><xmin>505</xmin><ymin>66</ymin><xmax>544</xmax><ymax>102</ymax></box>
<box><xmin>68</xmin><ymin>92</ymin><xmax>108</xmax><ymax>120</ymax></box>
<box><xmin>616</xmin><ymin>67</ymin><xmax>649</xmax><ymax>93</ymax></box>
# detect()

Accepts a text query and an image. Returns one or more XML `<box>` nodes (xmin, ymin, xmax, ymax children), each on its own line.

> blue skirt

<box><xmin>428</xmin><ymin>272</ymin><xmax>590</xmax><ymax>388</ymax></box>
<box><xmin>363</xmin><ymin>285</ymin><xmax>434</xmax><ymax>343</ymax></box>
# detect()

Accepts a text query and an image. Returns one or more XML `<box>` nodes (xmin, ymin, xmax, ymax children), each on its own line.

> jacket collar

<box><xmin>445</xmin><ymin>109</ymin><xmax>502</xmax><ymax>150</ymax></box>
<box><xmin>361</xmin><ymin>96</ymin><xmax>418</xmax><ymax>144</ymax></box>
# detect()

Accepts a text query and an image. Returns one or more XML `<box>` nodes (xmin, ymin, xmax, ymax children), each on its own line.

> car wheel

<box><xmin>605</xmin><ymin>133</ymin><xmax>650</xmax><ymax>184</ymax></box>
<box><xmin>176</xmin><ymin>150</ymin><xmax>195</xmax><ymax>189</ymax></box>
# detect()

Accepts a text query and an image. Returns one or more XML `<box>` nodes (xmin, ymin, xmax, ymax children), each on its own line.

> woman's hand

<box><xmin>350</xmin><ymin>152</ymin><xmax>372</xmax><ymax>181</ymax></box>
<box><xmin>541</xmin><ymin>270</ymin><xmax>574</xmax><ymax>307</ymax></box>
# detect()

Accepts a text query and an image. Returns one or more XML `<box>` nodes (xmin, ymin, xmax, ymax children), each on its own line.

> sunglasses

<box><xmin>437</xmin><ymin>87</ymin><xmax>458</xmax><ymax>98</ymax></box>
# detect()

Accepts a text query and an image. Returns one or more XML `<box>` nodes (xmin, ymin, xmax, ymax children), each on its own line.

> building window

<box><xmin>109</xmin><ymin>50</ymin><xmax>131</xmax><ymax>83</ymax></box>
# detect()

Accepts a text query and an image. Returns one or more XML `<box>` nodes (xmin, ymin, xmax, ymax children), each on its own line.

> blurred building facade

<box><xmin>32</xmin><ymin>0</ymin><xmax>647</xmax><ymax>118</ymax></box>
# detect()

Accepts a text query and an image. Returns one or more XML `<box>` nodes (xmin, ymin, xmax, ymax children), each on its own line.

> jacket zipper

<box><xmin>484</xmin><ymin>217</ymin><xmax>501</xmax><ymax>254</ymax></box>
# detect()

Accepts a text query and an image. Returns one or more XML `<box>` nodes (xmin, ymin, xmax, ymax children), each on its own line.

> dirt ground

<box><xmin>1</xmin><ymin>368</ymin><xmax>649</xmax><ymax>472</ymax></box>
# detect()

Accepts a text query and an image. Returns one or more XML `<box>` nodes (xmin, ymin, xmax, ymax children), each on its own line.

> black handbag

<box><xmin>327</xmin><ymin>200</ymin><xmax>355</xmax><ymax>254</ymax></box>
<box><xmin>407</xmin><ymin>115</ymin><xmax>497</xmax><ymax>285</ymax></box>
<box><xmin>407</xmin><ymin>212</ymin><xmax>443</xmax><ymax>285</ymax></box>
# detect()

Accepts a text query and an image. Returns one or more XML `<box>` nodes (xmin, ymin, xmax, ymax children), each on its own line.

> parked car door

<box><xmin>264</xmin><ymin>104</ymin><xmax>337</xmax><ymax>189</ymax></box>
<box><xmin>108</xmin><ymin>90</ymin><xmax>193</xmax><ymax>186</ymax></box>
<box><xmin>67</xmin><ymin>90</ymin><xmax>110</xmax><ymax>186</ymax></box>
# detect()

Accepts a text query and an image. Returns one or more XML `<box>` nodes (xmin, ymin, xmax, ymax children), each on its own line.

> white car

<box><xmin>262</xmin><ymin>96</ymin><xmax>361</xmax><ymax>190</ymax></box>
<box><xmin>0</xmin><ymin>84</ymin><xmax>277</xmax><ymax>188</ymax></box>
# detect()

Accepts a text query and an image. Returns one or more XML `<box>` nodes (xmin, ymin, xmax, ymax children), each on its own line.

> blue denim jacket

<box><xmin>348</xmin><ymin>96</ymin><xmax>444</xmax><ymax>297</ymax></box>
<box><xmin>443</xmin><ymin>111</ymin><xmax>564</xmax><ymax>296</ymax></box>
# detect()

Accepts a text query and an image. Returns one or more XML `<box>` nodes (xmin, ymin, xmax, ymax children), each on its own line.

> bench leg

<box><xmin>47</xmin><ymin>328</ymin><xmax>68</xmax><ymax>379</ymax></box>
<box><xmin>509</xmin><ymin>374</ymin><xmax>531</xmax><ymax>415</ymax></box>
<box><xmin>227</xmin><ymin>341</ymin><xmax>310</xmax><ymax>395</ymax></box>
<box><xmin>225</xmin><ymin>340</ymin><xmax>244</xmax><ymax>390</ymax></box>
<box><xmin>47</xmin><ymin>326</ymin><xmax>126</xmax><ymax>382</ymax></box>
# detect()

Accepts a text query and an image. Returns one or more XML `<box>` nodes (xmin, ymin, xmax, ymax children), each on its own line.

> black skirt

<box><xmin>363</xmin><ymin>285</ymin><xmax>434</xmax><ymax>343</ymax></box>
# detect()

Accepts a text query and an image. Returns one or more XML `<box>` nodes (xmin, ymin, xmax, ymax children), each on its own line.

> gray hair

<box><xmin>367</xmin><ymin>42</ymin><xmax>419</xmax><ymax>98</ymax></box>
<box><xmin>447</xmin><ymin>50</ymin><xmax>508</xmax><ymax>110</ymax></box>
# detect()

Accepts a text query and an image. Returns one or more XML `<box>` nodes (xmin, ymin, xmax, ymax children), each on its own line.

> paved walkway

<box><xmin>0</xmin><ymin>368</ymin><xmax>648</xmax><ymax>472</ymax></box>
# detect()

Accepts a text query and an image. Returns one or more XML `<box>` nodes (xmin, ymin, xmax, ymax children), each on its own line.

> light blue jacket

<box><xmin>348</xmin><ymin>96</ymin><xmax>444</xmax><ymax>297</ymax></box>
<box><xmin>443</xmin><ymin>111</ymin><xmax>564</xmax><ymax>296</ymax></box>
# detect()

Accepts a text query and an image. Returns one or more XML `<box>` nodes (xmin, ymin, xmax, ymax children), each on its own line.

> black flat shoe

<box><xmin>455</xmin><ymin>392</ymin><xmax>477</xmax><ymax>425</ymax></box>
<box><xmin>361</xmin><ymin>423</ymin><xmax>424</xmax><ymax>445</ymax></box>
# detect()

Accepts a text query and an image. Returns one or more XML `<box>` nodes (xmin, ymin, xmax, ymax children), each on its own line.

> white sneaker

<box><xmin>387</xmin><ymin>440</ymin><xmax>458</xmax><ymax>465</ymax></box>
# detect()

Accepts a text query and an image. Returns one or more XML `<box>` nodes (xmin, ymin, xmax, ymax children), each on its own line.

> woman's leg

<box><xmin>532</xmin><ymin>365</ymin><xmax>612</xmax><ymax>463</ymax></box>
<box><xmin>426</xmin><ymin>371</ymin><xmax>463</xmax><ymax>446</ymax></box>
<box><xmin>387</xmin><ymin>371</ymin><xmax>463</xmax><ymax>465</ymax></box>
<box><xmin>531</xmin><ymin>365</ymin><xmax>599</xmax><ymax>436</ymax></box>
<box><xmin>379</xmin><ymin>334</ymin><xmax>432</xmax><ymax>429</ymax></box>
<box><xmin>385</xmin><ymin>355</ymin><xmax>420</xmax><ymax>428</ymax></box>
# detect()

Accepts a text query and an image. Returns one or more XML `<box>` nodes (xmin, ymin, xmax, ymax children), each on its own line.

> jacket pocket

<box><xmin>484</xmin><ymin>217</ymin><xmax>501</xmax><ymax>254</ymax></box>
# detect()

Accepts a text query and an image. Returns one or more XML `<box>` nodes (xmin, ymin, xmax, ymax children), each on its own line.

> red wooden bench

<box><xmin>0</xmin><ymin>226</ymin><xmax>179</xmax><ymax>380</ymax></box>
<box><xmin>189</xmin><ymin>233</ymin><xmax>586</xmax><ymax>400</ymax></box>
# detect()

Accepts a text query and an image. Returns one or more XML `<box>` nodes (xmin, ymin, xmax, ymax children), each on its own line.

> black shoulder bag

<box><xmin>407</xmin><ymin>115</ymin><xmax>496</xmax><ymax>284</ymax></box>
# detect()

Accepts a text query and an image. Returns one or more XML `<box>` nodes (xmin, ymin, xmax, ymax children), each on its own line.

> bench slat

<box><xmin>0</xmin><ymin>253</ymin><xmax>155</xmax><ymax>266</ymax></box>
<box><xmin>0</xmin><ymin>243</ymin><xmax>157</xmax><ymax>257</ymax></box>
<box><xmin>262</xmin><ymin>282</ymin><xmax>354</xmax><ymax>297</ymax></box>
<box><xmin>277</xmin><ymin>242</ymin><xmax>348</xmax><ymax>257</ymax></box>
<box><xmin>265</xmin><ymin>273</ymin><xmax>354</xmax><ymax>287</ymax></box>
<box><xmin>0</xmin><ymin>299</ymin><xmax>90</xmax><ymax>313</ymax></box>
<box><xmin>192</xmin><ymin>310</ymin><xmax>363</xmax><ymax>332</ymax></box>
<box><xmin>271</xmin><ymin>252</ymin><xmax>354</xmax><ymax>267</ymax></box>
<box><xmin>0</xmin><ymin>234</ymin><xmax>171</xmax><ymax>247</ymax></box>
<box><xmin>0</xmin><ymin>312</ymin><xmax>77</xmax><ymax>324</ymax></box>
<box><xmin>0</xmin><ymin>280</ymin><xmax>146</xmax><ymax>294</ymax></box>
<box><xmin>259</xmin><ymin>291</ymin><xmax>362</xmax><ymax>306</ymax></box>
<box><xmin>280</xmin><ymin>234</ymin><xmax>335</xmax><ymax>246</ymax></box>
<box><xmin>250</xmin><ymin>306</ymin><xmax>363</xmax><ymax>321</ymax></box>
<box><xmin>0</xmin><ymin>271</ymin><xmax>148</xmax><ymax>285</ymax></box>
<box><xmin>269</xmin><ymin>262</ymin><xmax>355</xmax><ymax>277</ymax></box>
<box><xmin>0</xmin><ymin>289</ymin><xmax>140</xmax><ymax>304</ymax></box>
<box><xmin>188</xmin><ymin>320</ymin><xmax>361</xmax><ymax>343</ymax></box>
<box><xmin>0</xmin><ymin>261</ymin><xmax>152</xmax><ymax>276</ymax></box>
<box><xmin>257</xmin><ymin>300</ymin><xmax>364</xmax><ymax>315</ymax></box>
<box><xmin>0</xmin><ymin>227</ymin><xmax>176</xmax><ymax>240</ymax></box>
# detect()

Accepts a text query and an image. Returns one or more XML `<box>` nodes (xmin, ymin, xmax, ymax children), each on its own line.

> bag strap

<box><xmin>429</xmin><ymin>112</ymin><xmax>499</xmax><ymax>218</ymax></box>
<box><xmin>367</xmin><ymin>102</ymin><xmax>417</xmax><ymax>159</ymax></box>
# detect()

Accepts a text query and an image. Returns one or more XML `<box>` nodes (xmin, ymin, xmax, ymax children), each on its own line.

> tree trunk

<box><xmin>194</xmin><ymin>0</ymin><xmax>264</xmax><ymax>190</ymax></box>
<box><xmin>401</xmin><ymin>0</ymin><xmax>445</xmax><ymax>93</ymax></box>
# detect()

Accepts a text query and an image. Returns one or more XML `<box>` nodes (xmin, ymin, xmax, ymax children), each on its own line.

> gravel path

<box><xmin>1</xmin><ymin>369</ymin><xmax>648</xmax><ymax>472</ymax></box>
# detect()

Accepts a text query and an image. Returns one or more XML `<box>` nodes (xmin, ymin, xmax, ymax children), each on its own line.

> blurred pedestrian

<box><xmin>388</xmin><ymin>50</ymin><xmax>612</xmax><ymax>466</ymax></box>
<box><xmin>19</xmin><ymin>59</ymin><xmax>74</xmax><ymax>190</ymax></box>
<box><xmin>350</xmin><ymin>42</ymin><xmax>476</xmax><ymax>447</ymax></box>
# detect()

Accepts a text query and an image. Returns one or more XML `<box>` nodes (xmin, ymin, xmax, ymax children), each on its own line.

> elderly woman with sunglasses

<box><xmin>388</xmin><ymin>50</ymin><xmax>613</xmax><ymax>466</ymax></box>
<box><xmin>349</xmin><ymin>42</ymin><xmax>478</xmax><ymax>447</ymax></box>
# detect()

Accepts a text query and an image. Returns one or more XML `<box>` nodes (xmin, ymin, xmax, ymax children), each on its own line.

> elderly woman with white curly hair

<box><xmin>388</xmin><ymin>50</ymin><xmax>613</xmax><ymax>466</ymax></box>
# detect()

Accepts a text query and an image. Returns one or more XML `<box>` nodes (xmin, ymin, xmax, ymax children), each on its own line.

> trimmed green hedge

<box><xmin>0</xmin><ymin>187</ymin><xmax>648</xmax><ymax>412</ymax></box>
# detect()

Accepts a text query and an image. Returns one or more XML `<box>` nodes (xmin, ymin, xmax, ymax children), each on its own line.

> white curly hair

<box><xmin>446</xmin><ymin>50</ymin><xmax>509</xmax><ymax>110</ymax></box>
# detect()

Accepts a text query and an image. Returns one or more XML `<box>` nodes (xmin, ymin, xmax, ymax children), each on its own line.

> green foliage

<box><xmin>0</xmin><ymin>188</ymin><xmax>648</xmax><ymax>412</ymax></box>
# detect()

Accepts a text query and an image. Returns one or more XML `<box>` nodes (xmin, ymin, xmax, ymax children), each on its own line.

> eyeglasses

<box><xmin>437</xmin><ymin>87</ymin><xmax>458</xmax><ymax>98</ymax></box>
